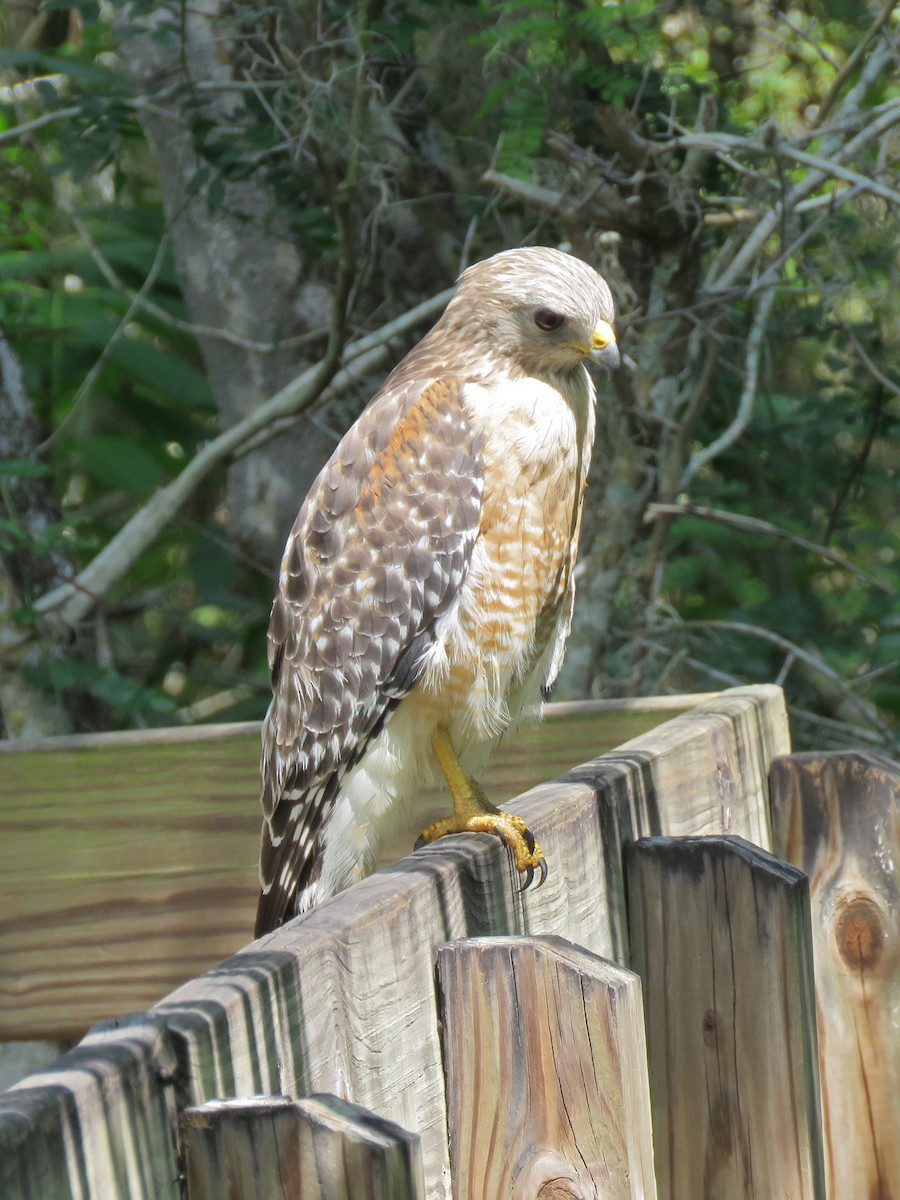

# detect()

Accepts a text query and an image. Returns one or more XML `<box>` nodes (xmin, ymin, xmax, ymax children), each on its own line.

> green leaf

<box><xmin>106</xmin><ymin>337</ymin><xmax>215</xmax><ymax>409</ymax></box>
<box><xmin>74</xmin><ymin>435</ymin><xmax>165</xmax><ymax>497</ymax></box>
<box><xmin>0</xmin><ymin>458</ymin><xmax>50</xmax><ymax>478</ymax></box>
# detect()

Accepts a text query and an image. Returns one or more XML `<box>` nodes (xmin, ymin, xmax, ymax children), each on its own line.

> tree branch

<box><xmin>34</xmin><ymin>289</ymin><xmax>454</xmax><ymax>626</ymax></box>
<box><xmin>678</xmin><ymin>617</ymin><xmax>900</xmax><ymax>752</ymax></box>
<box><xmin>679</xmin><ymin>286</ymin><xmax>775</xmax><ymax>489</ymax></box>
<box><xmin>840</xmin><ymin>319</ymin><xmax>900</xmax><ymax>399</ymax></box>
<box><xmin>480</xmin><ymin>168</ymin><xmax>578</xmax><ymax>217</ymax></box>
<box><xmin>645</xmin><ymin>502</ymin><xmax>892</xmax><ymax>593</ymax></box>
<box><xmin>661</xmin><ymin>129</ymin><xmax>900</xmax><ymax>207</ymax></box>
<box><xmin>822</xmin><ymin>387</ymin><xmax>885</xmax><ymax>547</ymax></box>
<box><xmin>813</xmin><ymin>0</ymin><xmax>899</xmax><ymax>127</ymax></box>
<box><xmin>40</xmin><ymin>232</ymin><xmax>172</xmax><ymax>454</ymax></box>
<box><xmin>0</xmin><ymin>105</ymin><xmax>82</xmax><ymax>145</ymax></box>
<box><xmin>708</xmin><ymin>92</ymin><xmax>900</xmax><ymax>292</ymax></box>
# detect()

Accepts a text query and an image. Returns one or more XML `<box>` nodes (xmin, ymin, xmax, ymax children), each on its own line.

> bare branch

<box><xmin>777</xmin><ymin>142</ymin><xmax>900</xmax><ymax>205</ymax></box>
<box><xmin>703</xmin><ymin>209</ymin><xmax>760</xmax><ymax>226</ymax></box>
<box><xmin>645</xmin><ymin>502</ymin><xmax>893</xmax><ymax>593</ymax></box>
<box><xmin>793</xmin><ymin>183</ymin><xmax>865</xmax><ymax>214</ymax></box>
<box><xmin>679</xmin><ymin>286</ymin><xmax>775</xmax><ymax>489</ymax></box>
<box><xmin>708</xmin><ymin>96</ymin><xmax>900</xmax><ymax>293</ymax></box>
<box><xmin>814</xmin><ymin>0</ymin><xmax>899</xmax><ymax>127</ymax></box>
<box><xmin>772</xmin><ymin>7</ymin><xmax>841</xmax><ymax>70</ymax></box>
<box><xmin>789</xmin><ymin>705</ymin><xmax>888</xmax><ymax>747</ymax></box>
<box><xmin>34</xmin><ymin>288</ymin><xmax>454</xmax><ymax>626</ymax></box>
<box><xmin>679</xmin><ymin>618</ymin><xmax>900</xmax><ymax>750</ymax></box>
<box><xmin>840</xmin><ymin>321</ymin><xmax>900</xmax><ymax>399</ymax></box>
<box><xmin>0</xmin><ymin>106</ymin><xmax>81</xmax><ymax>144</ymax></box>
<box><xmin>480</xmin><ymin>169</ymin><xmax>573</xmax><ymax>215</ymax></box>
<box><xmin>822</xmin><ymin>387</ymin><xmax>885</xmax><ymax>547</ymax></box>
<box><xmin>40</xmin><ymin>233</ymin><xmax>172</xmax><ymax>453</ymax></box>
<box><xmin>663</xmin><ymin>130</ymin><xmax>900</xmax><ymax>207</ymax></box>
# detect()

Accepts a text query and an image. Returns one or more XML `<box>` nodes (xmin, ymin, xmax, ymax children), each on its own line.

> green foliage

<box><xmin>1</xmin><ymin>0</ymin><xmax>897</xmax><ymax>754</ymax></box>
<box><xmin>660</xmin><ymin>279</ymin><xmax>899</xmax><ymax>730</ymax></box>
<box><xmin>468</xmin><ymin>0</ymin><xmax>666</xmax><ymax>171</ymax></box>
<box><xmin>1</xmin><ymin>36</ymin><xmax>268</xmax><ymax>731</ymax></box>
<box><xmin>25</xmin><ymin>657</ymin><xmax>178</xmax><ymax>721</ymax></box>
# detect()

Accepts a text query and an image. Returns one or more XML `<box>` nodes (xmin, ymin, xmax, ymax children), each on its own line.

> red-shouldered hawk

<box><xmin>255</xmin><ymin>246</ymin><xmax>619</xmax><ymax>936</ymax></box>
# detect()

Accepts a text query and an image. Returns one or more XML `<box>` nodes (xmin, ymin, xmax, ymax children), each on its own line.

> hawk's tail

<box><xmin>254</xmin><ymin>775</ymin><xmax>337</xmax><ymax>937</ymax></box>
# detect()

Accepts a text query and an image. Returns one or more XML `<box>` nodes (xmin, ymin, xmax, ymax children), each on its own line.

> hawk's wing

<box><xmin>255</xmin><ymin>376</ymin><xmax>484</xmax><ymax>935</ymax></box>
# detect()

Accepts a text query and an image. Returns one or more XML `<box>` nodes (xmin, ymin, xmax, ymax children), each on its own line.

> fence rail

<box><xmin>1</xmin><ymin>685</ymin><xmax>896</xmax><ymax>1200</ymax></box>
<box><xmin>0</xmin><ymin>693</ymin><xmax>706</xmax><ymax>1041</ymax></box>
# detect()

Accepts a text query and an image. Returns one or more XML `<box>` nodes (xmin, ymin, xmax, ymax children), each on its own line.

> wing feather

<box><xmin>255</xmin><ymin>375</ymin><xmax>483</xmax><ymax>935</ymax></box>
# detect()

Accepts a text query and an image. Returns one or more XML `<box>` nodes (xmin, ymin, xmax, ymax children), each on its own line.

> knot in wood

<box><xmin>702</xmin><ymin>1007</ymin><xmax>721</xmax><ymax>1046</ymax></box>
<box><xmin>536</xmin><ymin>1179</ymin><xmax>588</xmax><ymax>1200</ymax></box>
<box><xmin>833</xmin><ymin>894</ymin><xmax>886</xmax><ymax>974</ymax></box>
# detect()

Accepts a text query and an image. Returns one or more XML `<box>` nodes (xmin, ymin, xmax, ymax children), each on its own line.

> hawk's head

<box><xmin>448</xmin><ymin>246</ymin><xmax>619</xmax><ymax>378</ymax></box>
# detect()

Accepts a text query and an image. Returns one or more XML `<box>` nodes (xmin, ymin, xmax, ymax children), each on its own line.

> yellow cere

<box><xmin>592</xmin><ymin>319</ymin><xmax>616</xmax><ymax>350</ymax></box>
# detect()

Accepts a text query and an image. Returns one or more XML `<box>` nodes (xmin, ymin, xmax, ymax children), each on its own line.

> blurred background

<box><xmin>1</xmin><ymin>0</ymin><xmax>897</xmax><ymax>754</ymax></box>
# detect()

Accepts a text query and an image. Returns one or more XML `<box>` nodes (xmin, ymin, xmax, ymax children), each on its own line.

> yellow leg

<box><xmin>415</xmin><ymin>725</ymin><xmax>547</xmax><ymax>890</ymax></box>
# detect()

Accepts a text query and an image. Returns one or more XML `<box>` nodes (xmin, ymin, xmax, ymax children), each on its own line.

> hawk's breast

<box><xmin>417</xmin><ymin>369</ymin><xmax>596</xmax><ymax>738</ymax></box>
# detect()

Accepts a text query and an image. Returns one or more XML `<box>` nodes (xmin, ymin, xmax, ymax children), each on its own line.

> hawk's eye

<box><xmin>534</xmin><ymin>308</ymin><xmax>565</xmax><ymax>332</ymax></box>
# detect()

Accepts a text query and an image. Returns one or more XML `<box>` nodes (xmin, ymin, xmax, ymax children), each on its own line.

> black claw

<box><xmin>535</xmin><ymin>857</ymin><xmax>549</xmax><ymax>889</ymax></box>
<box><xmin>519</xmin><ymin>866</ymin><xmax>534</xmax><ymax>892</ymax></box>
<box><xmin>523</xmin><ymin>826</ymin><xmax>536</xmax><ymax>854</ymax></box>
<box><xmin>414</xmin><ymin>834</ymin><xmax>429</xmax><ymax>851</ymax></box>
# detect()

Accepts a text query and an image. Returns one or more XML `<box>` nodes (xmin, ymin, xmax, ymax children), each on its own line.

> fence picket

<box><xmin>181</xmin><ymin>1093</ymin><xmax>425</xmax><ymax>1200</ymax></box>
<box><xmin>435</xmin><ymin>934</ymin><xmax>656</xmax><ymax>1200</ymax></box>
<box><xmin>625</xmin><ymin>835</ymin><xmax>826</xmax><ymax>1200</ymax></box>
<box><xmin>769</xmin><ymin>750</ymin><xmax>900</xmax><ymax>1200</ymax></box>
<box><xmin>0</xmin><ymin>687</ymin><xmax>798</xmax><ymax>1200</ymax></box>
<box><xmin>0</xmin><ymin>1013</ymin><xmax>180</xmax><ymax>1200</ymax></box>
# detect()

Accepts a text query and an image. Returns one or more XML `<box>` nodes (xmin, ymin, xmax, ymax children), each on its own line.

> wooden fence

<box><xmin>0</xmin><ymin>685</ymin><xmax>896</xmax><ymax>1199</ymax></box>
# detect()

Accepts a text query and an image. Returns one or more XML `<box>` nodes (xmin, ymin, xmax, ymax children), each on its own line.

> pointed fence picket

<box><xmin>0</xmin><ymin>685</ymin><xmax>895</xmax><ymax>1200</ymax></box>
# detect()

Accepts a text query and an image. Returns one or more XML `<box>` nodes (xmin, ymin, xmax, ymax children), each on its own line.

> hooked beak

<box><xmin>589</xmin><ymin>318</ymin><xmax>620</xmax><ymax>373</ymax></box>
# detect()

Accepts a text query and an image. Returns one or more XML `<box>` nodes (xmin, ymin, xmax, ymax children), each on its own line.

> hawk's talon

<box><xmin>536</xmin><ymin>856</ymin><xmax>548</xmax><ymax>888</ymax></box>
<box><xmin>414</xmin><ymin>807</ymin><xmax>546</xmax><ymax>891</ymax></box>
<box><xmin>518</xmin><ymin>849</ymin><xmax>549</xmax><ymax>892</ymax></box>
<box><xmin>423</xmin><ymin>725</ymin><xmax>547</xmax><ymax>892</ymax></box>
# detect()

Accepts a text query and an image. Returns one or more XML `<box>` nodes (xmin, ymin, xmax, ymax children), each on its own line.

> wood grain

<box><xmin>153</xmin><ymin>687</ymin><xmax>785</xmax><ymax>1199</ymax></box>
<box><xmin>0</xmin><ymin>697</ymin><xmax>705</xmax><ymax>1040</ymax></box>
<box><xmin>181</xmin><ymin>1093</ymin><xmax>425</xmax><ymax>1200</ymax></box>
<box><xmin>769</xmin><ymin>751</ymin><xmax>899</xmax><ymax>1200</ymax></box>
<box><xmin>626</xmin><ymin>834</ymin><xmax>826</xmax><ymax>1200</ymax></box>
<box><xmin>435</xmin><ymin>935</ymin><xmax>656</xmax><ymax>1200</ymax></box>
<box><xmin>0</xmin><ymin>687</ymin><xmax>789</xmax><ymax>1200</ymax></box>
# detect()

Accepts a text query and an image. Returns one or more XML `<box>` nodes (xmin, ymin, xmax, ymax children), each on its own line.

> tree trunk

<box><xmin>114</xmin><ymin>0</ymin><xmax>337</xmax><ymax>565</ymax></box>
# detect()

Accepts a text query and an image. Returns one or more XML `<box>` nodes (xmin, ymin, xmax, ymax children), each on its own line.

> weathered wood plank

<box><xmin>0</xmin><ymin>1013</ymin><xmax>180</xmax><ymax>1200</ymax></box>
<box><xmin>151</xmin><ymin>687</ymin><xmax>787</xmax><ymax>1200</ymax></box>
<box><xmin>0</xmin><ymin>697</ymin><xmax>706</xmax><ymax>1040</ymax></box>
<box><xmin>435</xmin><ymin>935</ymin><xmax>656</xmax><ymax>1200</ymax></box>
<box><xmin>625</xmin><ymin>835</ymin><xmax>826</xmax><ymax>1200</ymax></box>
<box><xmin>181</xmin><ymin>1093</ymin><xmax>425</xmax><ymax>1200</ymax></box>
<box><xmin>527</xmin><ymin>682</ymin><xmax>785</xmax><ymax>962</ymax></box>
<box><xmin>0</xmin><ymin>688</ymin><xmax>788</xmax><ymax>1200</ymax></box>
<box><xmin>0</xmin><ymin>1039</ymin><xmax>67</xmax><ymax>1091</ymax></box>
<box><xmin>769</xmin><ymin>751</ymin><xmax>899</xmax><ymax>1200</ymax></box>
